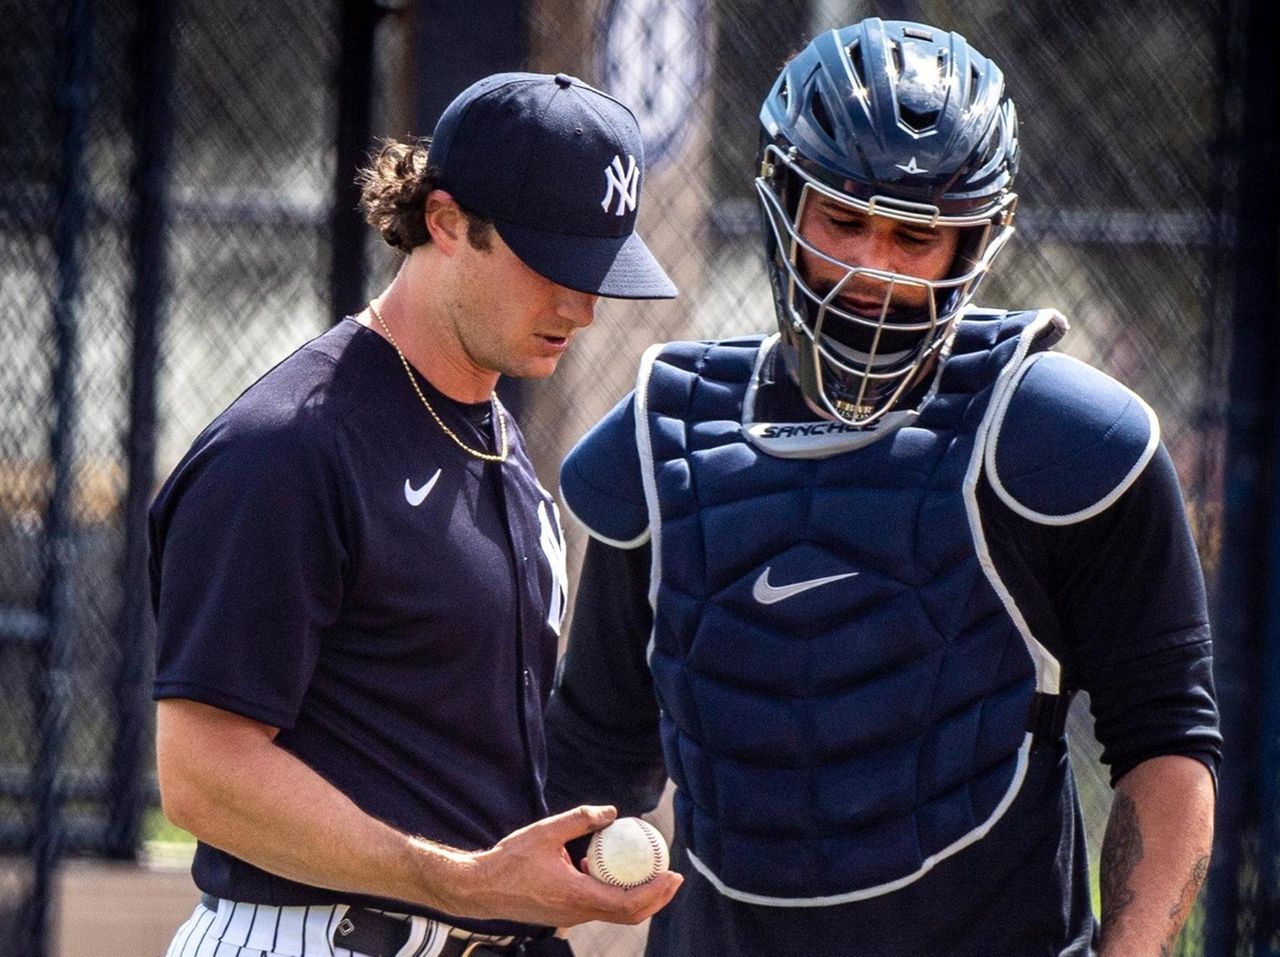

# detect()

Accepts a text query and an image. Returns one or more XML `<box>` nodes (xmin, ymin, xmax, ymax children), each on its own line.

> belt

<box><xmin>330</xmin><ymin>904</ymin><xmax>521</xmax><ymax>957</ymax></box>
<box><xmin>198</xmin><ymin>893</ymin><xmax>546</xmax><ymax>957</ymax></box>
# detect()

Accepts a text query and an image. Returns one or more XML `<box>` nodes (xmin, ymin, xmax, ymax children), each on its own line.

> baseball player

<box><xmin>545</xmin><ymin>20</ymin><xmax>1220</xmax><ymax>956</ymax></box>
<box><xmin>151</xmin><ymin>73</ymin><xmax>681</xmax><ymax>957</ymax></box>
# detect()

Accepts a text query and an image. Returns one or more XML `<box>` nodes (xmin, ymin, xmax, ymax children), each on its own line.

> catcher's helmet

<box><xmin>757</xmin><ymin>19</ymin><xmax>1019</xmax><ymax>425</ymax></box>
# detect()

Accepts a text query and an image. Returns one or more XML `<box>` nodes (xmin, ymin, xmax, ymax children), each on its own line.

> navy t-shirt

<box><xmin>151</xmin><ymin>319</ymin><xmax>568</xmax><ymax>937</ymax></box>
<box><xmin>545</xmin><ymin>370</ymin><xmax>1221</xmax><ymax>956</ymax></box>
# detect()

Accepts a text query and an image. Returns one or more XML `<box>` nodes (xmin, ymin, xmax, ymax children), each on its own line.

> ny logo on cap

<box><xmin>601</xmin><ymin>154</ymin><xmax>639</xmax><ymax>216</ymax></box>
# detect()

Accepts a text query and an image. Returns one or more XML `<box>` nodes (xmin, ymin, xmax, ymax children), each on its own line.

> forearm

<box><xmin>157</xmin><ymin>698</ymin><xmax>682</xmax><ymax>927</ymax></box>
<box><xmin>157</xmin><ymin>698</ymin><xmax>475</xmax><ymax>914</ymax></box>
<box><xmin>1098</xmin><ymin>754</ymin><xmax>1214</xmax><ymax>957</ymax></box>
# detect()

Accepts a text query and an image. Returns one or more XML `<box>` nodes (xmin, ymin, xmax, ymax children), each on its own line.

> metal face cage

<box><xmin>756</xmin><ymin>143</ymin><xmax>1017</xmax><ymax>425</ymax></box>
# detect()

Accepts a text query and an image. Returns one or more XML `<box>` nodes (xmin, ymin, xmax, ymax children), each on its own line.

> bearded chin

<box><xmin>806</xmin><ymin>300</ymin><xmax>929</xmax><ymax>368</ymax></box>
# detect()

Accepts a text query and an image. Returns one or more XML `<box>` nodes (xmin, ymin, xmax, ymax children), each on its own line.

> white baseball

<box><xmin>586</xmin><ymin>817</ymin><xmax>670</xmax><ymax>888</ymax></box>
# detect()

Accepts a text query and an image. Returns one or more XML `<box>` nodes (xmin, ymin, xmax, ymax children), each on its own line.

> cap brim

<box><xmin>494</xmin><ymin>221</ymin><xmax>678</xmax><ymax>300</ymax></box>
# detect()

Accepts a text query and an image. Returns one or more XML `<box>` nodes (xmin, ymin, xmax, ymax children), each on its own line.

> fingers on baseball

<box><xmin>647</xmin><ymin>871</ymin><xmax>683</xmax><ymax>912</ymax></box>
<box><xmin>546</xmin><ymin>804</ymin><xmax>617</xmax><ymax>842</ymax></box>
<box><xmin>593</xmin><ymin>871</ymin><xmax>683</xmax><ymax>924</ymax></box>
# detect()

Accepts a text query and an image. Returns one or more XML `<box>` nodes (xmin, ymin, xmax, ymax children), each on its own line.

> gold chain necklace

<box><xmin>369</xmin><ymin>302</ymin><xmax>508</xmax><ymax>463</ymax></box>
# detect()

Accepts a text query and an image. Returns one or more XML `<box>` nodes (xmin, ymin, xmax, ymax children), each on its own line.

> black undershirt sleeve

<box><xmin>980</xmin><ymin>442</ymin><xmax>1221</xmax><ymax>787</ymax></box>
<box><xmin>1044</xmin><ymin>444</ymin><xmax>1221</xmax><ymax>785</ymax></box>
<box><xmin>544</xmin><ymin>537</ymin><xmax>667</xmax><ymax>817</ymax></box>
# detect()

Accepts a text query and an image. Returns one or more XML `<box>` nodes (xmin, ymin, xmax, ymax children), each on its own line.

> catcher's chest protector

<box><xmin>637</xmin><ymin>310</ymin><xmax>1063</xmax><ymax>905</ymax></box>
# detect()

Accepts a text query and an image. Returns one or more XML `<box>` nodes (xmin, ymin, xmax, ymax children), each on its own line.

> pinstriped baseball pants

<box><xmin>162</xmin><ymin>898</ymin><xmax>454</xmax><ymax>957</ymax></box>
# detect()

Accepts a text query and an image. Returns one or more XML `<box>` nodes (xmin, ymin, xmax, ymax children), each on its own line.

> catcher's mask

<box><xmin>757</xmin><ymin>19</ymin><xmax>1020</xmax><ymax>425</ymax></box>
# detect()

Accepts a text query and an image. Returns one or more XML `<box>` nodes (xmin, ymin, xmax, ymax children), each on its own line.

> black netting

<box><xmin>0</xmin><ymin>0</ymin><xmax>341</xmax><ymax>952</ymax></box>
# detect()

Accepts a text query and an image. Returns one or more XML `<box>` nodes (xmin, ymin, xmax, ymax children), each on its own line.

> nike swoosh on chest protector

<box><xmin>404</xmin><ymin>468</ymin><xmax>442</xmax><ymax>507</ymax></box>
<box><xmin>752</xmin><ymin>567</ymin><xmax>860</xmax><ymax>605</ymax></box>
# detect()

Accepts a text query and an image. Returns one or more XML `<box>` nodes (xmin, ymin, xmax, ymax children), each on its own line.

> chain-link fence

<box><xmin>3</xmin><ymin>0</ymin><xmax>137</xmax><ymax>951</ymax></box>
<box><xmin>0</xmin><ymin>0</ymin><xmax>1248</xmax><ymax>954</ymax></box>
<box><xmin>0</xmin><ymin>0</ymin><xmax>343</xmax><ymax>952</ymax></box>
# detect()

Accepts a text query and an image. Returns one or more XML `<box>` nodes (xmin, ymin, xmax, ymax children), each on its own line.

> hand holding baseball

<box><xmin>585</xmin><ymin>817</ymin><xmax>670</xmax><ymax>888</ymax></box>
<box><xmin>453</xmin><ymin>806</ymin><xmax>680</xmax><ymax>927</ymax></box>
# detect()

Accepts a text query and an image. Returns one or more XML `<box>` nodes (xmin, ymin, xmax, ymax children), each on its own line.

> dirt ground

<box><xmin>55</xmin><ymin>858</ymin><xmax>198</xmax><ymax>957</ymax></box>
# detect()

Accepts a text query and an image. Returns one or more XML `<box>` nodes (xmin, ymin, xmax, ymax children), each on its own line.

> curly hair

<box><xmin>356</xmin><ymin>139</ymin><xmax>493</xmax><ymax>253</ymax></box>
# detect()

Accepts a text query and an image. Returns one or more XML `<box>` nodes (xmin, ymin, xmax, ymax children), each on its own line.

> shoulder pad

<box><xmin>986</xmin><ymin>352</ymin><xmax>1159</xmax><ymax>525</ymax></box>
<box><xmin>559</xmin><ymin>392</ymin><xmax>650</xmax><ymax>547</ymax></box>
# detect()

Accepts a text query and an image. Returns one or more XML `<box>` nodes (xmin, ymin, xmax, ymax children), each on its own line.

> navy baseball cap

<box><xmin>429</xmin><ymin>72</ymin><xmax>677</xmax><ymax>300</ymax></box>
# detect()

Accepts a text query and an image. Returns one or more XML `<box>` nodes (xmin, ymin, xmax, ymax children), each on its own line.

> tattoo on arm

<box><xmin>1159</xmin><ymin>854</ymin><xmax>1210</xmax><ymax>955</ymax></box>
<box><xmin>1101</xmin><ymin>792</ymin><xmax>1211</xmax><ymax>954</ymax></box>
<box><xmin>1100</xmin><ymin>791</ymin><xmax>1142</xmax><ymax>943</ymax></box>
<box><xmin>1173</xmin><ymin>854</ymin><xmax>1210</xmax><ymax>919</ymax></box>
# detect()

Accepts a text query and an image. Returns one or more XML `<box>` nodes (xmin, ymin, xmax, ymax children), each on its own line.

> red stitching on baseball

<box><xmin>591</xmin><ymin>835</ymin><xmax>626</xmax><ymax>887</ymax></box>
<box><xmin>644</xmin><ymin>822</ymin><xmax>663</xmax><ymax>871</ymax></box>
